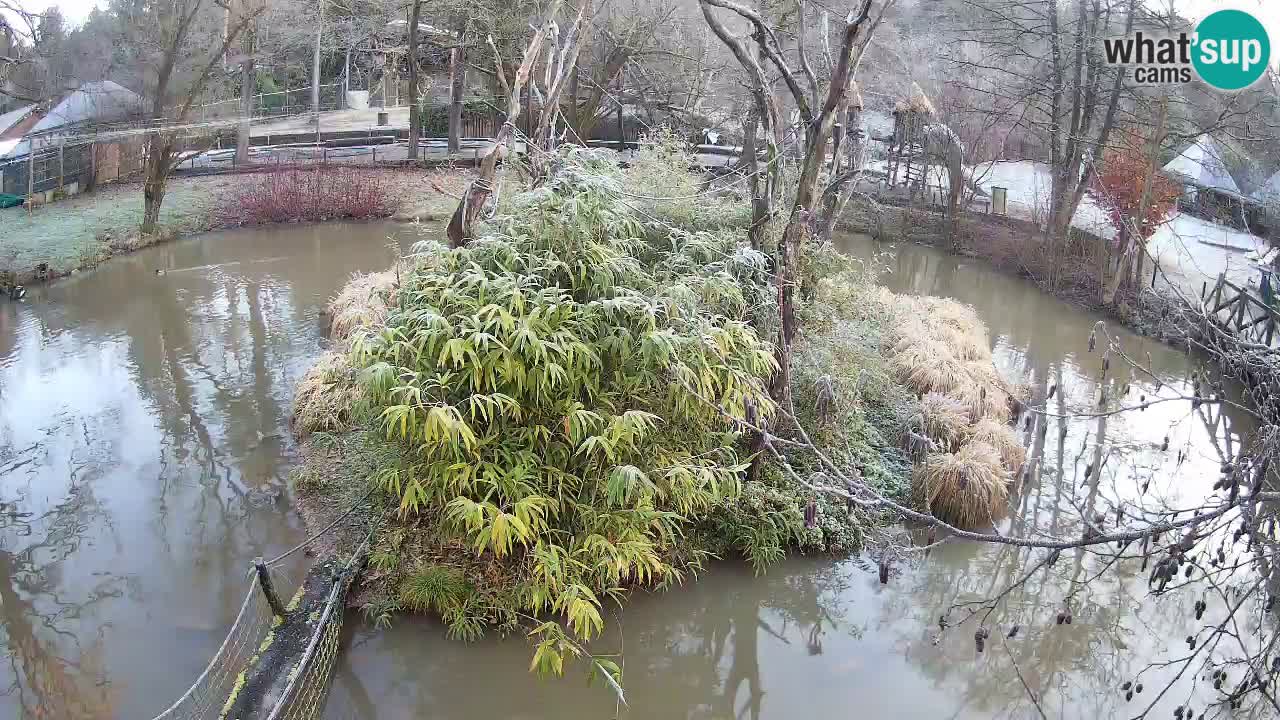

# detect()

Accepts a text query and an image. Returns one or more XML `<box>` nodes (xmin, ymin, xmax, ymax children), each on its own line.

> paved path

<box><xmin>251</xmin><ymin>107</ymin><xmax>413</xmax><ymax>138</ymax></box>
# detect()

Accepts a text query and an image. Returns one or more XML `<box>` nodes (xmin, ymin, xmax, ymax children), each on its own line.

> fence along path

<box><xmin>150</xmin><ymin>527</ymin><xmax>368</xmax><ymax>720</ymax></box>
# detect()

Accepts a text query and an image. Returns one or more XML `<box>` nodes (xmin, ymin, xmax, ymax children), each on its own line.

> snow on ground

<box><xmin>970</xmin><ymin>160</ymin><xmax>1115</xmax><ymax>239</ymax></box>
<box><xmin>864</xmin><ymin>156</ymin><xmax>1274</xmax><ymax>299</ymax></box>
<box><xmin>1146</xmin><ymin>213</ymin><xmax>1271</xmax><ymax>298</ymax></box>
<box><xmin>865</xmin><ymin>158</ymin><xmax>1117</xmax><ymax>238</ymax></box>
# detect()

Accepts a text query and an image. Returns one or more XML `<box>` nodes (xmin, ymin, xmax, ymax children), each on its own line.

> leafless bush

<box><xmin>225</xmin><ymin>166</ymin><xmax>399</xmax><ymax>226</ymax></box>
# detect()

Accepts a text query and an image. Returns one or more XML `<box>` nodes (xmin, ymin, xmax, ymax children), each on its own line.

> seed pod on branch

<box><xmin>974</xmin><ymin>627</ymin><xmax>989</xmax><ymax>653</ymax></box>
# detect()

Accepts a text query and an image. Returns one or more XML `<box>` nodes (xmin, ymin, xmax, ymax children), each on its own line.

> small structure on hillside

<box><xmin>1162</xmin><ymin>133</ymin><xmax>1260</xmax><ymax>230</ymax></box>
<box><xmin>885</xmin><ymin>82</ymin><xmax>937</xmax><ymax>194</ymax></box>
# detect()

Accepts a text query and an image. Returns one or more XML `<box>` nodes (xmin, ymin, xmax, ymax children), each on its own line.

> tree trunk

<box><xmin>448</xmin><ymin>26</ymin><xmax>467</xmax><ymax>154</ymax></box>
<box><xmin>310</xmin><ymin>0</ymin><xmax>322</xmax><ymax>124</ymax></box>
<box><xmin>407</xmin><ymin>0</ymin><xmax>422</xmax><ymax>160</ymax></box>
<box><xmin>236</xmin><ymin>26</ymin><xmax>255</xmax><ymax>165</ymax></box>
<box><xmin>142</xmin><ymin>152</ymin><xmax>167</xmax><ymax>235</ymax></box>
<box><xmin>742</xmin><ymin>108</ymin><xmax>766</xmax><ymax>251</ymax></box>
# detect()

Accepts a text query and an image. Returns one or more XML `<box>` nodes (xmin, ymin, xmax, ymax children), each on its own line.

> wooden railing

<box><xmin>1201</xmin><ymin>273</ymin><xmax>1280</xmax><ymax>347</ymax></box>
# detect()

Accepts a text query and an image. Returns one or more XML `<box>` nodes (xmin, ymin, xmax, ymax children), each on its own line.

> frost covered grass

<box><xmin>0</xmin><ymin>168</ymin><xmax>468</xmax><ymax>285</ymax></box>
<box><xmin>868</xmin><ymin>287</ymin><xmax>1024</xmax><ymax>527</ymax></box>
<box><xmin>914</xmin><ymin>441</ymin><xmax>1010</xmax><ymax>529</ymax></box>
<box><xmin>0</xmin><ymin>175</ymin><xmax>233</xmax><ymax>281</ymax></box>
<box><xmin>327</xmin><ymin>269</ymin><xmax>399</xmax><ymax>341</ymax></box>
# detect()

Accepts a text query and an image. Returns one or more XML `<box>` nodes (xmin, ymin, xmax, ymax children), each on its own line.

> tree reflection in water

<box><xmin>0</xmin><ymin>465</ymin><xmax>119</xmax><ymax>719</ymax></box>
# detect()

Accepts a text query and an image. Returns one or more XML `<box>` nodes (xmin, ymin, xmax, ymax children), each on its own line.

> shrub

<box><xmin>226</xmin><ymin>166</ymin><xmax>399</xmax><ymax>226</ymax></box>
<box><xmin>350</xmin><ymin>155</ymin><xmax>776</xmax><ymax>664</ymax></box>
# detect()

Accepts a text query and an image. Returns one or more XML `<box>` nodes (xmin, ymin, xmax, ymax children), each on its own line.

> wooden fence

<box><xmin>1201</xmin><ymin>273</ymin><xmax>1280</xmax><ymax>347</ymax></box>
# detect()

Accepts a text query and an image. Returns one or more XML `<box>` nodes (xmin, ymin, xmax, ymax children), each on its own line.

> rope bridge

<box><xmin>150</xmin><ymin>528</ymin><xmax>369</xmax><ymax>720</ymax></box>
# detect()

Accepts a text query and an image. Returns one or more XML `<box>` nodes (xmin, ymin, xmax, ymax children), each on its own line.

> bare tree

<box><xmin>446</xmin><ymin>0</ymin><xmax>591</xmax><ymax>246</ymax></box>
<box><xmin>407</xmin><ymin>0</ymin><xmax>424</xmax><ymax>160</ymax></box>
<box><xmin>130</xmin><ymin>0</ymin><xmax>262</xmax><ymax>235</ymax></box>
<box><xmin>447</xmin><ymin>17</ymin><xmax>467</xmax><ymax>154</ymax></box>
<box><xmin>699</xmin><ymin>0</ymin><xmax>876</xmax><ymax>405</ymax></box>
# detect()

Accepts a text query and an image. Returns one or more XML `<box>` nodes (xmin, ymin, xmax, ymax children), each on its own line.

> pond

<box><xmin>323</xmin><ymin>233</ymin><xmax>1258</xmax><ymax>720</ymax></box>
<box><xmin>0</xmin><ymin>225</ymin><xmax>1257</xmax><ymax>719</ymax></box>
<box><xmin>0</xmin><ymin>221</ymin><xmax>426</xmax><ymax>719</ymax></box>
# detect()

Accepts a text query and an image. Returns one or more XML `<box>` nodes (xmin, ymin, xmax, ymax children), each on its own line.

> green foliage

<box><xmin>626</xmin><ymin>127</ymin><xmax>752</xmax><ymax>231</ymax></box>
<box><xmin>399</xmin><ymin>565</ymin><xmax>486</xmax><ymax>641</ymax></box>
<box><xmin>352</xmin><ymin>154</ymin><xmax>777</xmax><ymax>656</ymax></box>
<box><xmin>415</xmin><ymin>98</ymin><xmax>499</xmax><ymax>137</ymax></box>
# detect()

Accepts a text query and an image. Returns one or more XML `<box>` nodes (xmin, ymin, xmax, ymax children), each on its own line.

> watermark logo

<box><xmin>1103</xmin><ymin>9</ymin><xmax>1270</xmax><ymax>91</ymax></box>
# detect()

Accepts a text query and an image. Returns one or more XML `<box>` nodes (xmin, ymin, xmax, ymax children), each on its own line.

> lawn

<box><xmin>0</xmin><ymin>169</ymin><xmax>468</xmax><ymax>284</ymax></box>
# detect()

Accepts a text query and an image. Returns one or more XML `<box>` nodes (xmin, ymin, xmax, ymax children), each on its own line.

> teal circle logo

<box><xmin>1192</xmin><ymin>9</ymin><xmax>1270</xmax><ymax>91</ymax></box>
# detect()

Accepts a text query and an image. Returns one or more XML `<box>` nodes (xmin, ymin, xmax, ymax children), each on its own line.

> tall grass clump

<box><xmin>915</xmin><ymin>441</ymin><xmax>1010</xmax><ymax>527</ymax></box>
<box><xmin>328</xmin><ymin>269</ymin><xmax>399</xmax><ymax>341</ymax></box>
<box><xmin>347</xmin><ymin>149</ymin><xmax>780</xmax><ymax>674</ymax></box>
<box><xmin>292</xmin><ymin>351</ymin><xmax>368</xmax><ymax>434</ymax></box>
<box><xmin>871</xmin><ymin>289</ymin><xmax>1025</xmax><ymax>526</ymax></box>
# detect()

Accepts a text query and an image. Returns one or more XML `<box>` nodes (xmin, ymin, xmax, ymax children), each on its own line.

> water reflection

<box><xmin>324</xmin><ymin>234</ymin><xmax>1257</xmax><ymax>720</ymax></box>
<box><xmin>0</xmin><ymin>222</ymin><xmax>425</xmax><ymax>719</ymax></box>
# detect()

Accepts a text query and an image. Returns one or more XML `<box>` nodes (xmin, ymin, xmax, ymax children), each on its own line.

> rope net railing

<box><xmin>150</xmin><ymin>572</ymin><xmax>283</xmax><ymax>720</ymax></box>
<box><xmin>148</xmin><ymin>523</ymin><xmax>366</xmax><ymax>720</ymax></box>
<box><xmin>265</xmin><ymin>536</ymin><xmax>370</xmax><ymax>720</ymax></box>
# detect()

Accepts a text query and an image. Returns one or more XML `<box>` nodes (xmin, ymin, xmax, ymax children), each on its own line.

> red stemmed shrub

<box><xmin>225</xmin><ymin>166</ymin><xmax>398</xmax><ymax>226</ymax></box>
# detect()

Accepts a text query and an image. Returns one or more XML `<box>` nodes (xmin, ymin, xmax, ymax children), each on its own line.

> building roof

<box><xmin>1251</xmin><ymin>168</ymin><xmax>1280</xmax><ymax>205</ymax></box>
<box><xmin>0</xmin><ymin>104</ymin><xmax>36</xmax><ymax>137</ymax></box>
<box><xmin>1162</xmin><ymin>134</ymin><xmax>1242</xmax><ymax>195</ymax></box>
<box><xmin>29</xmin><ymin>81</ymin><xmax>143</xmax><ymax>134</ymax></box>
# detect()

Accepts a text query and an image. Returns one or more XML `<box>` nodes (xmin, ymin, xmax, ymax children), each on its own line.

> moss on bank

<box><xmin>287</xmin><ymin>143</ymin><xmax>1025</xmax><ymax>674</ymax></box>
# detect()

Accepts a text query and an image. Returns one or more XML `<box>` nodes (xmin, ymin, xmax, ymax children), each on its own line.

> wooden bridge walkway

<box><xmin>1201</xmin><ymin>272</ymin><xmax>1280</xmax><ymax>348</ymax></box>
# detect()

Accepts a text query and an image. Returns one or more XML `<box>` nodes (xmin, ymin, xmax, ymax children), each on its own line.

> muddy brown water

<box><xmin>0</xmin><ymin>222</ymin><xmax>429</xmax><ymax>719</ymax></box>
<box><xmin>0</xmin><ymin>226</ymin><xmax>1258</xmax><ymax>719</ymax></box>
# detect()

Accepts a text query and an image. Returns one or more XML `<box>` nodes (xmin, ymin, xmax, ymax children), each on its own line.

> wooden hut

<box><xmin>886</xmin><ymin>82</ymin><xmax>936</xmax><ymax>194</ymax></box>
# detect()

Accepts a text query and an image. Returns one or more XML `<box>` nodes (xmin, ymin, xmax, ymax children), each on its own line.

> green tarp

<box><xmin>0</xmin><ymin>193</ymin><xmax>24</xmax><ymax>209</ymax></box>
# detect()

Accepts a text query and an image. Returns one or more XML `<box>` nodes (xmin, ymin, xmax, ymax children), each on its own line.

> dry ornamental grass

<box><xmin>328</xmin><ymin>269</ymin><xmax>399</xmax><ymax>342</ymax></box>
<box><xmin>874</xmin><ymin>289</ymin><xmax>1027</xmax><ymax>527</ymax></box>
<box><xmin>915</xmin><ymin>441</ymin><xmax>1010</xmax><ymax>528</ymax></box>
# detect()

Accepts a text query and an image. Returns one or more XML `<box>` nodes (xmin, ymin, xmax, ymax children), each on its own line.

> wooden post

<box><xmin>1210</xmin><ymin>273</ymin><xmax>1226</xmax><ymax>313</ymax></box>
<box><xmin>58</xmin><ymin>142</ymin><xmax>65</xmax><ymax>193</ymax></box>
<box><xmin>27</xmin><ymin>149</ymin><xmax>34</xmax><ymax>209</ymax></box>
<box><xmin>254</xmin><ymin>557</ymin><xmax>287</xmax><ymax>617</ymax></box>
<box><xmin>616</xmin><ymin>97</ymin><xmax>625</xmax><ymax>153</ymax></box>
